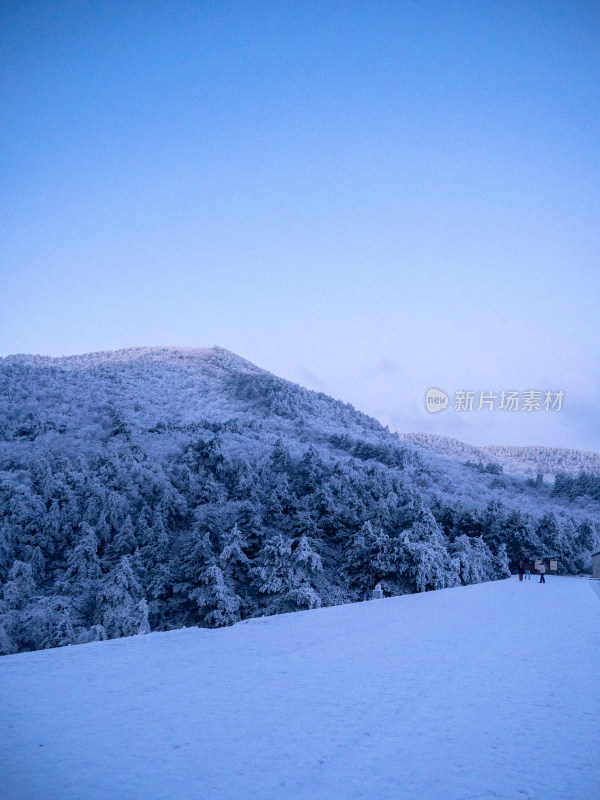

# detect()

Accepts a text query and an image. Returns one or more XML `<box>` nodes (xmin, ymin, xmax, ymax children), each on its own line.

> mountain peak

<box><xmin>0</xmin><ymin>345</ymin><xmax>263</xmax><ymax>374</ymax></box>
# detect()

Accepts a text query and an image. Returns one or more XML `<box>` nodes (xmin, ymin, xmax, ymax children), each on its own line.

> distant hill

<box><xmin>1</xmin><ymin>347</ymin><xmax>599</xmax><ymax>654</ymax></box>
<box><xmin>397</xmin><ymin>432</ymin><xmax>600</xmax><ymax>478</ymax></box>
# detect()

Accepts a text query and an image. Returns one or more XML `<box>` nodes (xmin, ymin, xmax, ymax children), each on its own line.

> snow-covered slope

<box><xmin>1</xmin><ymin>576</ymin><xmax>598</xmax><ymax>800</ymax></box>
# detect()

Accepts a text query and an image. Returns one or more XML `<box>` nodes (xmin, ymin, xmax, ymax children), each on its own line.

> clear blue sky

<box><xmin>1</xmin><ymin>1</ymin><xmax>599</xmax><ymax>449</ymax></box>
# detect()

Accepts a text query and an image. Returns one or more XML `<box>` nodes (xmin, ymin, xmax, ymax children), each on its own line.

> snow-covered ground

<box><xmin>1</xmin><ymin>576</ymin><xmax>599</xmax><ymax>800</ymax></box>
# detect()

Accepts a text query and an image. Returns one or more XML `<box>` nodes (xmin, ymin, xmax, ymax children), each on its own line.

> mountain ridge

<box><xmin>4</xmin><ymin>345</ymin><xmax>598</xmax><ymax>474</ymax></box>
<box><xmin>399</xmin><ymin>432</ymin><xmax>600</xmax><ymax>478</ymax></box>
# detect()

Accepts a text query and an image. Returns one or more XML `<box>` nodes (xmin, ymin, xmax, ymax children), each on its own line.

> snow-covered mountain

<box><xmin>1</xmin><ymin>347</ymin><xmax>599</xmax><ymax>655</ymax></box>
<box><xmin>1</xmin><ymin>575</ymin><xmax>598</xmax><ymax>800</ymax></box>
<box><xmin>0</xmin><ymin>346</ymin><xmax>384</xmax><ymax>450</ymax></box>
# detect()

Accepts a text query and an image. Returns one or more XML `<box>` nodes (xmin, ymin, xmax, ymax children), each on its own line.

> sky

<box><xmin>1</xmin><ymin>1</ymin><xmax>599</xmax><ymax>450</ymax></box>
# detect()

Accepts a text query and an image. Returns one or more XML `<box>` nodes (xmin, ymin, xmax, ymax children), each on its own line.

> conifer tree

<box><xmin>253</xmin><ymin>533</ymin><xmax>292</xmax><ymax>611</ymax></box>
<box><xmin>96</xmin><ymin>556</ymin><xmax>146</xmax><ymax>639</ymax></box>
<box><xmin>289</xmin><ymin>534</ymin><xmax>323</xmax><ymax>609</ymax></box>
<box><xmin>193</xmin><ymin>562</ymin><xmax>241</xmax><ymax>627</ymax></box>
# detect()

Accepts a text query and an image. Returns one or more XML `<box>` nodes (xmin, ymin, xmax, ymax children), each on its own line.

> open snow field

<box><xmin>1</xmin><ymin>576</ymin><xmax>599</xmax><ymax>800</ymax></box>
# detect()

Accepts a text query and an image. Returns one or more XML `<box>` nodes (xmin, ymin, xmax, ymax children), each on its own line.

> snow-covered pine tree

<box><xmin>104</xmin><ymin>515</ymin><xmax>137</xmax><ymax>567</ymax></box>
<box><xmin>140</xmin><ymin>511</ymin><xmax>173</xmax><ymax>630</ymax></box>
<box><xmin>61</xmin><ymin>521</ymin><xmax>102</xmax><ymax>624</ymax></box>
<box><xmin>494</xmin><ymin>543</ymin><xmax>511</xmax><ymax>578</ymax></box>
<box><xmin>0</xmin><ymin>560</ymin><xmax>38</xmax><ymax>653</ymax></box>
<box><xmin>2</xmin><ymin>559</ymin><xmax>36</xmax><ymax>611</ymax></box>
<box><xmin>289</xmin><ymin>533</ymin><xmax>323</xmax><ymax>609</ymax></box>
<box><xmin>451</xmin><ymin>535</ymin><xmax>496</xmax><ymax>585</ymax></box>
<box><xmin>0</xmin><ymin>521</ymin><xmax>15</xmax><ymax>581</ymax></box>
<box><xmin>536</xmin><ymin>512</ymin><xmax>561</xmax><ymax>556</ymax></box>
<box><xmin>504</xmin><ymin>510</ymin><xmax>540</xmax><ymax>567</ymax></box>
<box><xmin>296</xmin><ymin>446</ymin><xmax>326</xmax><ymax>494</ymax></box>
<box><xmin>252</xmin><ymin>533</ymin><xmax>293</xmax><ymax>613</ymax></box>
<box><xmin>21</xmin><ymin>596</ymin><xmax>75</xmax><ymax>650</ymax></box>
<box><xmin>193</xmin><ymin>562</ymin><xmax>241</xmax><ymax>627</ymax></box>
<box><xmin>269</xmin><ymin>438</ymin><xmax>292</xmax><ymax>474</ymax></box>
<box><xmin>219</xmin><ymin>523</ymin><xmax>250</xmax><ymax>584</ymax></box>
<box><xmin>95</xmin><ymin>556</ymin><xmax>148</xmax><ymax>639</ymax></box>
<box><xmin>405</xmin><ymin>509</ymin><xmax>460</xmax><ymax>592</ymax></box>
<box><xmin>343</xmin><ymin>520</ymin><xmax>392</xmax><ymax>596</ymax></box>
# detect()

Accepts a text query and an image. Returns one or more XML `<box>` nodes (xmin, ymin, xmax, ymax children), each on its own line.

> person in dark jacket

<box><xmin>519</xmin><ymin>562</ymin><xmax>524</xmax><ymax>581</ymax></box>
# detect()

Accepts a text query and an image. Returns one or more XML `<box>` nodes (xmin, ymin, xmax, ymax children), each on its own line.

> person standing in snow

<box><xmin>538</xmin><ymin>562</ymin><xmax>546</xmax><ymax>583</ymax></box>
<box><xmin>525</xmin><ymin>564</ymin><xmax>531</xmax><ymax>579</ymax></box>
<box><xmin>519</xmin><ymin>562</ymin><xmax>524</xmax><ymax>581</ymax></box>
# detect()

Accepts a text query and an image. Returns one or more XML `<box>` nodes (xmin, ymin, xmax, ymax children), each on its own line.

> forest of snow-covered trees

<box><xmin>1</xmin><ymin>347</ymin><xmax>599</xmax><ymax>654</ymax></box>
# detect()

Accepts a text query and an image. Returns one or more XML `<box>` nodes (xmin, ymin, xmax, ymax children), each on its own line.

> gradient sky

<box><xmin>1</xmin><ymin>1</ymin><xmax>599</xmax><ymax>450</ymax></box>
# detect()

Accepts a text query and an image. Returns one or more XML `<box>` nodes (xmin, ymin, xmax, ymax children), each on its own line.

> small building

<box><xmin>372</xmin><ymin>583</ymin><xmax>384</xmax><ymax>600</ymax></box>
<box><xmin>592</xmin><ymin>552</ymin><xmax>600</xmax><ymax>580</ymax></box>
